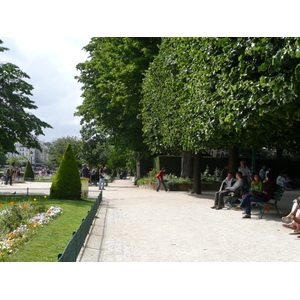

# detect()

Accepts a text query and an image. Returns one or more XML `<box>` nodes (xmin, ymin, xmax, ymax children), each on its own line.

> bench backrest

<box><xmin>273</xmin><ymin>189</ymin><xmax>284</xmax><ymax>202</ymax></box>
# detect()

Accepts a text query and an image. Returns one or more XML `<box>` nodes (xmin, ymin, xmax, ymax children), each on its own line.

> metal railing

<box><xmin>57</xmin><ymin>191</ymin><xmax>103</xmax><ymax>262</ymax></box>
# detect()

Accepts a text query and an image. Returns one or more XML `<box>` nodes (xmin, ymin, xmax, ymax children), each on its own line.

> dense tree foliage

<box><xmin>75</xmin><ymin>37</ymin><xmax>161</xmax><ymax>171</ymax></box>
<box><xmin>0</xmin><ymin>40</ymin><xmax>52</xmax><ymax>153</ymax></box>
<box><xmin>80</xmin><ymin>121</ymin><xmax>111</xmax><ymax>167</ymax></box>
<box><xmin>141</xmin><ymin>37</ymin><xmax>300</xmax><ymax>192</ymax></box>
<box><xmin>141</xmin><ymin>37</ymin><xmax>300</xmax><ymax>154</ymax></box>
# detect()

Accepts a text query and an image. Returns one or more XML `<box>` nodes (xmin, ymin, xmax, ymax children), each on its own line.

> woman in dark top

<box><xmin>234</xmin><ymin>173</ymin><xmax>276</xmax><ymax>218</ymax></box>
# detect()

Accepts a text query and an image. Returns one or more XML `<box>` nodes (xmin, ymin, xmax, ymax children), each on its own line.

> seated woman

<box><xmin>233</xmin><ymin>173</ymin><xmax>276</xmax><ymax>218</ymax></box>
<box><xmin>282</xmin><ymin>208</ymin><xmax>300</xmax><ymax>237</ymax></box>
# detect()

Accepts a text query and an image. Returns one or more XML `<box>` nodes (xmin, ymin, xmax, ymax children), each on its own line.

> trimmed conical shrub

<box><xmin>24</xmin><ymin>161</ymin><xmax>35</xmax><ymax>181</ymax></box>
<box><xmin>50</xmin><ymin>143</ymin><xmax>81</xmax><ymax>200</ymax></box>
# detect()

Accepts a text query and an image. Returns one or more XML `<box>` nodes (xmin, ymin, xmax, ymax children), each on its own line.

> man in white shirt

<box><xmin>211</xmin><ymin>172</ymin><xmax>238</xmax><ymax>209</ymax></box>
<box><xmin>218</xmin><ymin>172</ymin><xmax>235</xmax><ymax>191</ymax></box>
<box><xmin>276</xmin><ymin>173</ymin><xmax>286</xmax><ymax>190</ymax></box>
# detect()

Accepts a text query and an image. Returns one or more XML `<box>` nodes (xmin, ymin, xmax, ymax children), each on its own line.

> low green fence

<box><xmin>57</xmin><ymin>191</ymin><xmax>103</xmax><ymax>262</ymax></box>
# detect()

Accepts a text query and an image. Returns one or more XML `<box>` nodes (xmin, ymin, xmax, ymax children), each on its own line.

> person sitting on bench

<box><xmin>211</xmin><ymin>171</ymin><xmax>243</xmax><ymax>210</ymax></box>
<box><xmin>233</xmin><ymin>173</ymin><xmax>276</xmax><ymax>218</ymax></box>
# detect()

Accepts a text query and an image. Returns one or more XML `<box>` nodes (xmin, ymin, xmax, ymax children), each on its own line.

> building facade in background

<box><xmin>6</xmin><ymin>141</ymin><xmax>49</xmax><ymax>165</ymax></box>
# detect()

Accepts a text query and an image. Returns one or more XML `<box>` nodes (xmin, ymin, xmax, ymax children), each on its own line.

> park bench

<box><xmin>224</xmin><ymin>183</ymin><xmax>248</xmax><ymax>209</ymax></box>
<box><xmin>255</xmin><ymin>188</ymin><xmax>284</xmax><ymax>219</ymax></box>
<box><xmin>225</xmin><ymin>187</ymin><xmax>284</xmax><ymax>219</ymax></box>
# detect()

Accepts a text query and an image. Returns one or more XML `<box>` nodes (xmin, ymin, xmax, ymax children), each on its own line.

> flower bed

<box><xmin>0</xmin><ymin>201</ymin><xmax>62</xmax><ymax>260</ymax></box>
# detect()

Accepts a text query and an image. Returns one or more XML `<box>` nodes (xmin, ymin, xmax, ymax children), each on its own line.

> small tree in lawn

<box><xmin>24</xmin><ymin>161</ymin><xmax>34</xmax><ymax>181</ymax></box>
<box><xmin>50</xmin><ymin>143</ymin><xmax>81</xmax><ymax>200</ymax></box>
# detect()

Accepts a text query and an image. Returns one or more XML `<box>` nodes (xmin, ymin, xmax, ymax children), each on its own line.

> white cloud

<box><xmin>0</xmin><ymin>37</ymin><xmax>91</xmax><ymax>142</ymax></box>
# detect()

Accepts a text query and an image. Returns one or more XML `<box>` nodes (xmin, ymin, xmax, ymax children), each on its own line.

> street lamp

<box><xmin>29</xmin><ymin>151</ymin><xmax>33</xmax><ymax>165</ymax></box>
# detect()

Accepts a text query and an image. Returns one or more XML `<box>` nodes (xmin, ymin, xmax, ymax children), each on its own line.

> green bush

<box><xmin>201</xmin><ymin>165</ymin><xmax>221</xmax><ymax>182</ymax></box>
<box><xmin>164</xmin><ymin>175</ymin><xmax>192</xmax><ymax>190</ymax></box>
<box><xmin>50</xmin><ymin>144</ymin><xmax>81</xmax><ymax>200</ymax></box>
<box><xmin>136</xmin><ymin>168</ymin><xmax>158</xmax><ymax>186</ymax></box>
<box><xmin>24</xmin><ymin>161</ymin><xmax>34</xmax><ymax>181</ymax></box>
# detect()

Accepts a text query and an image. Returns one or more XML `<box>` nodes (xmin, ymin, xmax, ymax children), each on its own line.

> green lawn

<box><xmin>0</xmin><ymin>195</ymin><xmax>95</xmax><ymax>262</ymax></box>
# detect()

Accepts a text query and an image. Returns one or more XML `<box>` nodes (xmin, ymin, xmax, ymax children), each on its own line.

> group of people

<box><xmin>214</xmin><ymin>161</ymin><xmax>300</xmax><ymax>238</ymax></box>
<box><xmin>81</xmin><ymin>164</ymin><xmax>107</xmax><ymax>190</ymax></box>
<box><xmin>212</xmin><ymin>160</ymin><xmax>288</xmax><ymax>219</ymax></box>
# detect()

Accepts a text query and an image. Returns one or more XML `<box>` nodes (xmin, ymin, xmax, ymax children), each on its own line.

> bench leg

<box><xmin>256</xmin><ymin>203</ymin><xmax>264</xmax><ymax>219</ymax></box>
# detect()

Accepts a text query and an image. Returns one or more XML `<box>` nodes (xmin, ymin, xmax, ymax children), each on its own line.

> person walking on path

<box><xmin>5</xmin><ymin>166</ymin><xmax>13</xmax><ymax>186</ymax></box>
<box><xmin>98</xmin><ymin>165</ymin><xmax>106</xmax><ymax>190</ymax></box>
<box><xmin>156</xmin><ymin>167</ymin><xmax>168</xmax><ymax>192</ymax></box>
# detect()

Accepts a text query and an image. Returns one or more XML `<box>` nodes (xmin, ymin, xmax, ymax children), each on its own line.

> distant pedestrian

<box><xmin>156</xmin><ymin>167</ymin><xmax>168</xmax><ymax>192</ymax></box>
<box><xmin>81</xmin><ymin>164</ymin><xmax>90</xmax><ymax>178</ymax></box>
<box><xmin>238</xmin><ymin>160</ymin><xmax>251</xmax><ymax>187</ymax></box>
<box><xmin>99</xmin><ymin>165</ymin><xmax>106</xmax><ymax>190</ymax></box>
<box><xmin>16</xmin><ymin>168</ymin><xmax>21</xmax><ymax>181</ymax></box>
<box><xmin>5</xmin><ymin>166</ymin><xmax>13</xmax><ymax>186</ymax></box>
<box><xmin>259</xmin><ymin>165</ymin><xmax>266</xmax><ymax>181</ymax></box>
<box><xmin>220</xmin><ymin>165</ymin><xmax>229</xmax><ymax>181</ymax></box>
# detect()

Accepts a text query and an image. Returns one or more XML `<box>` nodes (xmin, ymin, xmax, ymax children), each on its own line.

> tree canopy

<box><xmin>141</xmin><ymin>37</ymin><xmax>300</xmax><ymax>155</ymax></box>
<box><xmin>75</xmin><ymin>37</ymin><xmax>161</xmax><ymax>157</ymax></box>
<box><xmin>0</xmin><ymin>40</ymin><xmax>52</xmax><ymax>153</ymax></box>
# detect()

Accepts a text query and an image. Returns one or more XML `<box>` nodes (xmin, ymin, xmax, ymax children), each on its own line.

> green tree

<box><xmin>6</xmin><ymin>156</ymin><xmax>27</xmax><ymax>167</ymax></box>
<box><xmin>0</xmin><ymin>40</ymin><xmax>52</xmax><ymax>153</ymax></box>
<box><xmin>46</xmin><ymin>136</ymin><xmax>82</xmax><ymax>167</ymax></box>
<box><xmin>23</xmin><ymin>160</ymin><xmax>34</xmax><ymax>181</ymax></box>
<box><xmin>75</xmin><ymin>37</ymin><xmax>161</xmax><ymax>177</ymax></box>
<box><xmin>141</xmin><ymin>38</ymin><xmax>215</xmax><ymax>193</ymax></box>
<box><xmin>80</xmin><ymin>121</ymin><xmax>111</xmax><ymax>167</ymax></box>
<box><xmin>50</xmin><ymin>144</ymin><xmax>81</xmax><ymax>200</ymax></box>
<box><xmin>141</xmin><ymin>37</ymin><xmax>300</xmax><ymax>192</ymax></box>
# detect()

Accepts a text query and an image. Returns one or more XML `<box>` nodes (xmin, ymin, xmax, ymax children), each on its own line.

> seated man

<box><xmin>211</xmin><ymin>172</ymin><xmax>243</xmax><ymax>210</ymax></box>
<box><xmin>276</xmin><ymin>173</ymin><xmax>286</xmax><ymax>190</ymax></box>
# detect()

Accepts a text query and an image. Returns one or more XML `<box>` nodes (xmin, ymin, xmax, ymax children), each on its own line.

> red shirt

<box><xmin>158</xmin><ymin>170</ymin><xmax>164</xmax><ymax>180</ymax></box>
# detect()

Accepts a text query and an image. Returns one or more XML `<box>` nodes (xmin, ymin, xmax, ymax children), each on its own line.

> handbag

<box><xmin>250</xmin><ymin>190</ymin><xmax>262</xmax><ymax>198</ymax></box>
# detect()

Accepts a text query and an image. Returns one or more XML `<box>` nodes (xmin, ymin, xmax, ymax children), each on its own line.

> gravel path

<box><xmin>78</xmin><ymin>179</ymin><xmax>300</xmax><ymax>262</ymax></box>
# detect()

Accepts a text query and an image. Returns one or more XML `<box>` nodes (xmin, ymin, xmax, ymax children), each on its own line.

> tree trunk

<box><xmin>136</xmin><ymin>153</ymin><xmax>141</xmax><ymax>179</ymax></box>
<box><xmin>181</xmin><ymin>151</ymin><xmax>193</xmax><ymax>178</ymax></box>
<box><xmin>228</xmin><ymin>146</ymin><xmax>239</xmax><ymax>173</ymax></box>
<box><xmin>192</xmin><ymin>152</ymin><xmax>202</xmax><ymax>194</ymax></box>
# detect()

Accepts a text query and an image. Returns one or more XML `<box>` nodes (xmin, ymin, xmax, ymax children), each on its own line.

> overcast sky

<box><xmin>0</xmin><ymin>37</ymin><xmax>92</xmax><ymax>142</ymax></box>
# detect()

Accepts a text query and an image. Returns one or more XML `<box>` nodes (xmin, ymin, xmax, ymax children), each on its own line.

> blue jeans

<box><xmin>239</xmin><ymin>193</ymin><xmax>266</xmax><ymax>215</ymax></box>
<box><xmin>99</xmin><ymin>177</ymin><xmax>105</xmax><ymax>190</ymax></box>
<box><xmin>156</xmin><ymin>179</ymin><xmax>168</xmax><ymax>192</ymax></box>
